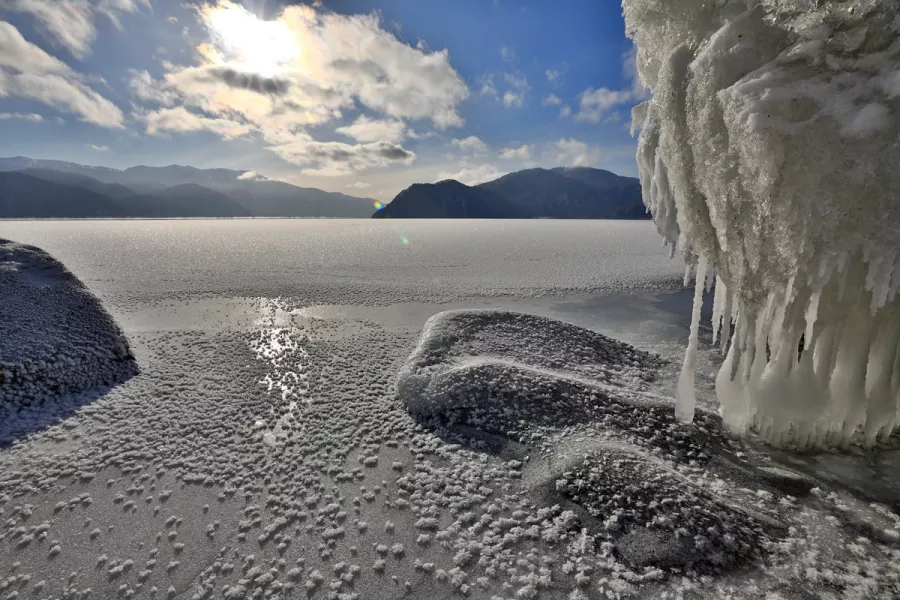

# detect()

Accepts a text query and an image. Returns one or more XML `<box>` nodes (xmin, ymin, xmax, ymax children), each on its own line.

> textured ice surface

<box><xmin>625</xmin><ymin>0</ymin><xmax>900</xmax><ymax>447</ymax></box>
<box><xmin>0</xmin><ymin>239</ymin><xmax>136</xmax><ymax>408</ymax></box>
<box><xmin>1</xmin><ymin>222</ymin><xmax>899</xmax><ymax>599</ymax></box>
<box><xmin>397</xmin><ymin>308</ymin><xmax>900</xmax><ymax>595</ymax></box>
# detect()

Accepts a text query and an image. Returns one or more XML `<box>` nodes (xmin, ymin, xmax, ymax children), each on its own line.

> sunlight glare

<box><xmin>206</xmin><ymin>3</ymin><xmax>299</xmax><ymax>76</ymax></box>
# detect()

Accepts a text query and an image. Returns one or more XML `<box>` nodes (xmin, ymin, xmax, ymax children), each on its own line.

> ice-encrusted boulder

<box><xmin>0</xmin><ymin>239</ymin><xmax>137</xmax><ymax>405</ymax></box>
<box><xmin>398</xmin><ymin>310</ymin><xmax>782</xmax><ymax>573</ymax></box>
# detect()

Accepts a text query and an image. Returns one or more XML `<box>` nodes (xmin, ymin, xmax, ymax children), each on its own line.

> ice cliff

<box><xmin>624</xmin><ymin>0</ymin><xmax>900</xmax><ymax>447</ymax></box>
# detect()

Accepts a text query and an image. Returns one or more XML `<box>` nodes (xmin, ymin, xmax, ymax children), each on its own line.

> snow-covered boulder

<box><xmin>398</xmin><ymin>310</ymin><xmax>782</xmax><ymax>572</ymax></box>
<box><xmin>0</xmin><ymin>239</ymin><xmax>137</xmax><ymax>405</ymax></box>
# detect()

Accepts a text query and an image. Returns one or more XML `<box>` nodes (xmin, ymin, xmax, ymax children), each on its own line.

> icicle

<box><xmin>804</xmin><ymin>288</ymin><xmax>821</xmax><ymax>350</ymax></box>
<box><xmin>682</xmin><ymin>262</ymin><xmax>694</xmax><ymax>288</ymax></box>
<box><xmin>704</xmin><ymin>265</ymin><xmax>716</xmax><ymax>293</ymax></box>
<box><xmin>711</xmin><ymin>276</ymin><xmax>727</xmax><ymax>346</ymax></box>
<box><xmin>676</xmin><ymin>254</ymin><xmax>708</xmax><ymax>424</ymax></box>
<box><xmin>720</xmin><ymin>286</ymin><xmax>733</xmax><ymax>356</ymax></box>
<box><xmin>889</xmin><ymin>255</ymin><xmax>900</xmax><ymax>303</ymax></box>
<box><xmin>872</xmin><ymin>252</ymin><xmax>895</xmax><ymax>312</ymax></box>
<box><xmin>863</xmin><ymin>304</ymin><xmax>900</xmax><ymax>447</ymax></box>
<box><xmin>829</xmin><ymin>300</ymin><xmax>875</xmax><ymax>447</ymax></box>
<box><xmin>716</xmin><ymin>319</ymin><xmax>751</xmax><ymax>437</ymax></box>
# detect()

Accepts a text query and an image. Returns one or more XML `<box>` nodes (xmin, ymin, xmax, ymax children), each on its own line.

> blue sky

<box><xmin>0</xmin><ymin>0</ymin><xmax>645</xmax><ymax>198</ymax></box>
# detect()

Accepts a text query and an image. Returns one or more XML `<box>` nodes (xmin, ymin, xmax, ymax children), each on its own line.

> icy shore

<box><xmin>1</xmin><ymin>225</ymin><xmax>899</xmax><ymax>598</ymax></box>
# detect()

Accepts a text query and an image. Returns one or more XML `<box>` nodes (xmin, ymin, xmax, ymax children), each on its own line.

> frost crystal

<box><xmin>625</xmin><ymin>0</ymin><xmax>900</xmax><ymax>447</ymax></box>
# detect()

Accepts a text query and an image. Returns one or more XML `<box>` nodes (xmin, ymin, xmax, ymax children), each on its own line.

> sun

<box><xmin>204</xmin><ymin>2</ymin><xmax>299</xmax><ymax>76</ymax></box>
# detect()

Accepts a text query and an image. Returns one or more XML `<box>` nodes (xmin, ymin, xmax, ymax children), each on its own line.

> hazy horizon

<box><xmin>0</xmin><ymin>154</ymin><xmax>640</xmax><ymax>198</ymax></box>
<box><xmin>0</xmin><ymin>1</ymin><xmax>646</xmax><ymax>199</ymax></box>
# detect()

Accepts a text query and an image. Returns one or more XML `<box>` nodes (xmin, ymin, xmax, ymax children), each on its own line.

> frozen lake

<box><xmin>2</xmin><ymin>219</ymin><xmax>899</xmax><ymax>599</ymax></box>
<box><xmin>0</xmin><ymin>219</ymin><xmax>683</xmax><ymax>302</ymax></box>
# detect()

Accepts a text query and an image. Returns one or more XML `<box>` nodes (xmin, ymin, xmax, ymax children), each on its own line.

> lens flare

<box><xmin>373</xmin><ymin>201</ymin><xmax>383</xmax><ymax>210</ymax></box>
<box><xmin>400</xmin><ymin>236</ymin><xmax>409</xmax><ymax>245</ymax></box>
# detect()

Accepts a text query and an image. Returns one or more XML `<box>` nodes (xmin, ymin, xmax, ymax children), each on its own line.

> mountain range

<box><xmin>372</xmin><ymin>167</ymin><xmax>647</xmax><ymax>219</ymax></box>
<box><xmin>0</xmin><ymin>157</ymin><xmax>376</xmax><ymax>218</ymax></box>
<box><xmin>0</xmin><ymin>157</ymin><xmax>648</xmax><ymax>220</ymax></box>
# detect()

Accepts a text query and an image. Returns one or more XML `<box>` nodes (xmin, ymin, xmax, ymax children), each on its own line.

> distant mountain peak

<box><xmin>374</xmin><ymin>166</ymin><xmax>648</xmax><ymax>220</ymax></box>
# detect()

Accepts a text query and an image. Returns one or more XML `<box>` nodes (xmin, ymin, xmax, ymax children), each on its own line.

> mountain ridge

<box><xmin>0</xmin><ymin>157</ymin><xmax>376</xmax><ymax>218</ymax></box>
<box><xmin>374</xmin><ymin>167</ymin><xmax>648</xmax><ymax>219</ymax></box>
<box><xmin>372</xmin><ymin>180</ymin><xmax>525</xmax><ymax>219</ymax></box>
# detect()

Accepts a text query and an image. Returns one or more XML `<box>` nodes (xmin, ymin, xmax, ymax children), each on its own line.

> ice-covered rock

<box><xmin>625</xmin><ymin>0</ymin><xmax>900</xmax><ymax>447</ymax></box>
<box><xmin>398</xmin><ymin>309</ymin><xmax>662</xmax><ymax>418</ymax></box>
<box><xmin>398</xmin><ymin>310</ymin><xmax>781</xmax><ymax>572</ymax></box>
<box><xmin>0</xmin><ymin>239</ymin><xmax>137</xmax><ymax>405</ymax></box>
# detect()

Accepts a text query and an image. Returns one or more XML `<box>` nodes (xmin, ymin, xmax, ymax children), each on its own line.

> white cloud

<box><xmin>128</xmin><ymin>1</ymin><xmax>466</xmax><ymax>175</ymax></box>
<box><xmin>0</xmin><ymin>111</ymin><xmax>42</xmax><ymax>121</ymax></box>
<box><xmin>559</xmin><ymin>105</ymin><xmax>572</xmax><ymax>118</ymax></box>
<box><xmin>347</xmin><ymin>181</ymin><xmax>372</xmax><ymax>189</ymax></box>
<box><xmin>335</xmin><ymin>115</ymin><xmax>406</xmax><ymax>144</ymax></box>
<box><xmin>500</xmin><ymin>45</ymin><xmax>516</xmax><ymax>63</ymax></box>
<box><xmin>407</xmin><ymin>127</ymin><xmax>435</xmax><ymax>140</ymax></box>
<box><xmin>0</xmin><ymin>22</ymin><xmax>124</xmax><ymax>128</ymax></box>
<box><xmin>477</xmin><ymin>73</ymin><xmax>497</xmax><ymax>98</ymax></box>
<box><xmin>574</xmin><ymin>87</ymin><xmax>635</xmax><ymax>123</ymax></box>
<box><xmin>545</xmin><ymin>69</ymin><xmax>560</xmax><ymax>83</ymax></box>
<box><xmin>503</xmin><ymin>90</ymin><xmax>524</xmax><ymax>109</ymax></box>
<box><xmin>267</xmin><ymin>135</ymin><xmax>416</xmax><ymax>176</ymax></box>
<box><xmin>140</xmin><ymin>106</ymin><xmax>252</xmax><ymax>139</ymax></box>
<box><xmin>501</xmin><ymin>72</ymin><xmax>529</xmax><ymax>109</ymax></box>
<box><xmin>571</xmin><ymin>48</ymin><xmax>648</xmax><ymax>124</ymax></box>
<box><xmin>501</xmin><ymin>144</ymin><xmax>532</xmax><ymax>161</ymax></box>
<box><xmin>87</xmin><ymin>143</ymin><xmax>108</xmax><ymax>151</ymax></box>
<box><xmin>551</xmin><ymin>138</ymin><xmax>603</xmax><ymax>167</ymax></box>
<box><xmin>436</xmin><ymin>164</ymin><xmax>505</xmax><ymax>186</ymax></box>
<box><xmin>238</xmin><ymin>170</ymin><xmax>267</xmax><ymax>181</ymax></box>
<box><xmin>451</xmin><ymin>135</ymin><xmax>488</xmax><ymax>154</ymax></box>
<box><xmin>127</xmin><ymin>69</ymin><xmax>179</xmax><ymax>106</ymax></box>
<box><xmin>3</xmin><ymin>0</ymin><xmax>150</xmax><ymax>58</ymax></box>
<box><xmin>542</xmin><ymin>94</ymin><xmax>561</xmax><ymax>106</ymax></box>
<box><xmin>0</xmin><ymin>20</ymin><xmax>69</xmax><ymax>73</ymax></box>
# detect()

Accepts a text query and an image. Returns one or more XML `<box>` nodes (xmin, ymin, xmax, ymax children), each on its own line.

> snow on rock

<box><xmin>398</xmin><ymin>309</ymin><xmax>662</xmax><ymax>417</ymax></box>
<box><xmin>0</xmin><ymin>239</ymin><xmax>137</xmax><ymax>406</ymax></box>
<box><xmin>624</xmin><ymin>0</ymin><xmax>900</xmax><ymax>447</ymax></box>
<box><xmin>398</xmin><ymin>309</ymin><xmax>781</xmax><ymax>573</ymax></box>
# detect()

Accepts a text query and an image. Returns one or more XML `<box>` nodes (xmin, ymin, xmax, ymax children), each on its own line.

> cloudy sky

<box><xmin>0</xmin><ymin>0</ymin><xmax>645</xmax><ymax>199</ymax></box>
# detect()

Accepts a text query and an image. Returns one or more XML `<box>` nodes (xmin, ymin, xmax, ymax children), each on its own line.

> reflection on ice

<box><xmin>251</xmin><ymin>299</ymin><xmax>310</xmax><ymax>445</ymax></box>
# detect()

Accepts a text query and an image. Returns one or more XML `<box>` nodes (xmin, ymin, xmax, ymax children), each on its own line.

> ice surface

<box><xmin>0</xmin><ymin>239</ymin><xmax>136</xmax><ymax>408</ymax></box>
<box><xmin>0</xmin><ymin>219</ymin><xmax>685</xmax><ymax>305</ymax></box>
<box><xmin>625</xmin><ymin>0</ymin><xmax>900</xmax><ymax>447</ymax></box>
<box><xmin>2</xmin><ymin>223</ymin><xmax>900</xmax><ymax>598</ymax></box>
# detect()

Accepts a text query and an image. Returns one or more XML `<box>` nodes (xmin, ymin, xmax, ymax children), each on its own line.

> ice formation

<box><xmin>0</xmin><ymin>239</ymin><xmax>137</xmax><ymax>406</ymax></box>
<box><xmin>398</xmin><ymin>310</ymin><xmax>781</xmax><ymax>572</ymax></box>
<box><xmin>625</xmin><ymin>0</ymin><xmax>900</xmax><ymax>447</ymax></box>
